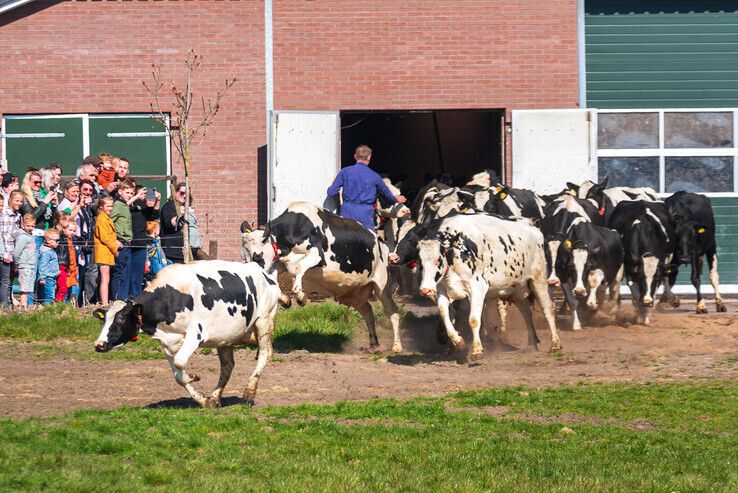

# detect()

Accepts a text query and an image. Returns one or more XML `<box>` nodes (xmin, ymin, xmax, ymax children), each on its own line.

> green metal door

<box><xmin>3</xmin><ymin>116</ymin><xmax>84</xmax><ymax>175</ymax></box>
<box><xmin>88</xmin><ymin>116</ymin><xmax>169</xmax><ymax>193</ymax></box>
<box><xmin>585</xmin><ymin>1</ymin><xmax>738</xmax><ymax>109</ymax></box>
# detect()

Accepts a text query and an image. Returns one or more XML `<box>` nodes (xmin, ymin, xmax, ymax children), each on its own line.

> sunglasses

<box><xmin>31</xmin><ymin>180</ymin><xmax>41</xmax><ymax>185</ymax></box>
<box><xmin>177</xmin><ymin>191</ymin><xmax>186</xmax><ymax>195</ymax></box>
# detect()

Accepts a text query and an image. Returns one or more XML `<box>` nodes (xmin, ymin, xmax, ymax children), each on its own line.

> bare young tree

<box><xmin>144</xmin><ymin>49</ymin><xmax>236</xmax><ymax>262</ymax></box>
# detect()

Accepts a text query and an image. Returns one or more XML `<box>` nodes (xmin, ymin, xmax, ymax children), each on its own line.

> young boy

<box><xmin>64</xmin><ymin>220</ymin><xmax>79</xmax><ymax>305</ymax></box>
<box><xmin>0</xmin><ymin>190</ymin><xmax>23</xmax><ymax>307</ymax></box>
<box><xmin>37</xmin><ymin>228</ymin><xmax>60</xmax><ymax>304</ymax></box>
<box><xmin>145</xmin><ymin>220</ymin><xmax>170</xmax><ymax>277</ymax></box>
<box><xmin>13</xmin><ymin>214</ymin><xmax>37</xmax><ymax>308</ymax></box>
<box><xmin>110</xmin><ymin>179</ymin><xmax>135</xmax><ymax>300</ymax></box>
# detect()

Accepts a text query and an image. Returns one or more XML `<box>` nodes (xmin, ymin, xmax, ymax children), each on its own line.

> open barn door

<box><xmin>269</xmin><ymin>111</ymin><xmax>340</xmax><ymax>219</ymax></box>
<box><xmin>512</xmin><ymin>109</ymin><xmax>597</xmax><ymax>194</ymax></box>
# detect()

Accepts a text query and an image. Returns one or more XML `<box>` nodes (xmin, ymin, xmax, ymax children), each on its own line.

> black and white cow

<box><xmin>608</xmin><ymin>201</ymin><xmax>676</xmax><ymax>325</ymax></box>
<box><xmin>540</xmin><ymin>193</ymin><xmax>601</xmax><ymax>286</ymax></box>
<box><xmin>466</xmin><ymin>169</ymin><xmax>501</xmax><ymax>188</ymax></box>
<box><xmin>240</xmin><ymin>202</ymin><xmax>402</xmax><ymax>353</ymax></box>
<box><xmin>416</xmin><ymin>213</ymin><xmax>561</xmax><ymax>360</ymax></box>
<box><xmin>483</xmin><ymin>185</ymin><xmax>547</xmax><ymax>223</ymax></box>
<box><xmin>572</xmin><ymin>176</ymin><xmax>659</xmax><ymax>224</ymax></box>
<box><xmin>664</xmin><ymin>191</ymin><xmax>727</xmax><ymax>313</ymax></box>
<box><xmin>94</xmin><ymin>261</ymin><xmax>280</xmax><ymax>407</ymax></box>
<box><xmin>554</xmin><ymin>222</ymin><xmax>624</xmax><ymax>330</ymax></box>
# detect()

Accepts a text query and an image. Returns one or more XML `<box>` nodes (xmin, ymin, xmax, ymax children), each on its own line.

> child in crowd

<box><xmin>52</xmin><ymin>211</ymin><xmax>71</xmax><ymax>302</ymax></box>
<box><xmin>146</xmin><ymin>220</ymin><xmax>170</xmax><ymax>277</ymax></box>
<box><xmin>96</xmin><ymin>153</ymin><xmax>117</xmax><ymax>191</ymax></box>
<box><xmin>13</xmin><ymin>214</ymin><xmax>36</xmax><ymax>308</ymax></box>
<box><xmin>64</xmin><ymin>220</ymin><xmax>79</xmax><ymax>305</ymax></box>
<box><xmin>37</xmin><ymin>228</ymin><xmax>60</xmax><ymax>304</ymax></box>
<box><xmin>94</xmin><ymin>195</ymin><xmax>119</xmax><ymax>305</ymax></box>
<box><xmin>0</xmin><ymin>190</ymin><xmax>23</xmax><ymax>308</ymax></box>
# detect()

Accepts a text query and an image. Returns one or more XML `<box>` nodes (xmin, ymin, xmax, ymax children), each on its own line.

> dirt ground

<box><xmin>1</xmin><ymin>297</ymin><xmax>736</xmax><ymax>419</ymax></box>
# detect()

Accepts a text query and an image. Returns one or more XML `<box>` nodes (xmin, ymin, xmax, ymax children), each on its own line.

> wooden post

<box><xmin>208</xmin><ymin>240</ymin><xmax>218</xmax><ymax>259</ymax></box>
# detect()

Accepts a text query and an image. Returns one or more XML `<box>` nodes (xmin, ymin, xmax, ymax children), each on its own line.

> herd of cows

<box><xmin>92</xmin><ymin>171</ymin><xmax>727</xmax><ymax>407</ymax></box>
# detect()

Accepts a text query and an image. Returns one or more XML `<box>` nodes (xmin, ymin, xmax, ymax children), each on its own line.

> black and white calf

<box><xmin>664</xmin><ymin>191</ymin><xmax>726</xmax><ymax>313</ymax></box>
<box><xmin>554</xmin><ymin>222</ymin><xmax>624</xmax><ymax>330</ymax></box>
<box><xmin>483</xmin><ymin>185</ymin><xmax>546</xmax><ymax>223</ymax></box>
<box><xmin>241</xmin><ymin>202</ymin><xmax>402</xmax><ymax>352</ymax></box>
<box><xmin>609</xmin><ymin>201</ymin><xmax>676</xmax><ymax>325</ymax></box>
<box><xmin>94</xmin><ymin>261</ymin><xmax>280</xmax><ymax>407</ymax></box>
<box><xmin>417</xmin><ymin>213</ymin><xmax>561</xmax><ymax>360</ymax></box>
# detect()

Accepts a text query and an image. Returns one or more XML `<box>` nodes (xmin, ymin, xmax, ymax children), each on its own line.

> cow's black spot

<box><xmin>316</xmin><ymin>209</ymin><xmax>376</xmax><ymax>274</ymax></box>
<box><xmin>262</xmin><ymin>271</ymin><xmax>276</xmax><ymax>285</ymax></box>
<box><xmin>498</xmin><ymin>236</ymin><xmax>509</xmax><ymax>254</ymax></box>
<box><xmin>243</xmin><ymin>294</ymin><xmax>255</xmax><ymax>325</ymax></box>
<box><xmin>137</xmin><ymin>285</ymin><xmax>195</xmax><ymax>329</ymax></box>
<box><xmin>197</xmin><ymin>271</ymin><xmax>249</xmax><ymax>310</ymax></box>
<box><xmin>228</xmin><ymin>306</ymin><xmax>237</xmax><ymax>316</ymax></box>
<box><xmin>434</xmin><ymin>271</ymin><xmax>442</xmax><ymax>282</ymax></box>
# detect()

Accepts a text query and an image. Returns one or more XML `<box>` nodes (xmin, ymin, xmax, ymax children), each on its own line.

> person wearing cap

<box><xmin>326</xmin><ymin>145</ymin><xmax>408</xmax><ymax>230</ymax></box>
<box><xmin>76</xmin><ymin>162</ymin><xmax>102</xmax><ymax>201</ymax></box>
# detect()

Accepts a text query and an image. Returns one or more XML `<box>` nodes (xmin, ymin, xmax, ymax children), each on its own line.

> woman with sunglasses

<box><xmin>20</xmin><ymin>169</ymin><xmax>56</xmax><ymax>229</ymax></box>
<box><xmin>160</xmin><ymin>182</ymin><xmax>208</xmax><ymax>263</ymax></box>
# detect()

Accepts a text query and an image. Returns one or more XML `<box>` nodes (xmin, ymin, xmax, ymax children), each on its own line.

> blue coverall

<box><xmin>326</xmin><ymin>163</ymin><xmax>398</xmax><ymax>229</ymax></box>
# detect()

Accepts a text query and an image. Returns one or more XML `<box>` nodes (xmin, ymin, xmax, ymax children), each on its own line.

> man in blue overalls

<box><xmin>327</xmin><ymin>145</ymin><xmax>407</xmax><ymax>229</ymax></box>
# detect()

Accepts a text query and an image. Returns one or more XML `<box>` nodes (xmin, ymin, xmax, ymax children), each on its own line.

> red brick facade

<box><xmin>0</xmin><ymin>0</ymin><xmax>578</xmax><ymax>260</ymax></box>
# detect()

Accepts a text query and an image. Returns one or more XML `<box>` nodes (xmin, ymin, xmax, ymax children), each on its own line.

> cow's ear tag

<box><xmin>598</xmin><ymin>206</ymin><xmax>605</xmax><ymax>216</ymax></box>
<box><xmin>697</xmin><ymin>227</ymin><xmax>705</xmax><ymax>234</ymax></box>
<box><xmin>244</xmin><ymin>228</ymin><xmax>251</xmax><ymax>233</ymax></box>
<box><xmin>93</xmin><ymin>309</ymin><xmax>106</xmax><ymax>320</ymax></box>
<box><xmin>499</xmin><ymin>192</ymin><xmax>507</xmax><ymax>200</ymax></box>
<box><xmin>565</xmin><ymin>240</ymin><xmax>572</xmax><ymax>249</ymax></box>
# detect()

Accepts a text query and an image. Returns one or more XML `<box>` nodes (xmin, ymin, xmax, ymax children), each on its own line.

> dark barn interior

<box><xmin>340</xmin><ymin>110</ymin><xmax>504</xmax><ymax>198</ymax></box>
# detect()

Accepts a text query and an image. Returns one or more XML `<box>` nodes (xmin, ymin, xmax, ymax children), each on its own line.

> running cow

<box><xmin>417</xmin><ymin>213</ymin><xmax>561</xmax><ymax>360</ymax></box>
<box><xmin>241</xmin><ymin>202</ymin><xmax>403</xmax><ymax>353</ymax></box>
<box><xmin>93</xmin><ymin>261</ymin><xmax>280</xmax><ymax>407</ymax></box>
<box><xmin>664</xmin><ymin>191</ymin><xmax>727</xmax><ymax>313</ymax></box>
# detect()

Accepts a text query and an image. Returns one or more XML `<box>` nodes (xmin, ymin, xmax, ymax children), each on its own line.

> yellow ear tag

<box><xmin>697</xmin><ymin>227</ymin><xmax>705</xmax><ymax>234</ymax></box>
<box><xmin>244</xmin><ymin>228</ymin><xmax>251</xmax><ymax>233</ymax></box>
<box><xmin>565</xmin><ymin>240</ymin><xmax>572</xmax><ymax>249</ymax></box>
<box><xmin>499</xmin><ymin>192</ymin><xmax>507</xmax><ymax>200</ymax></box>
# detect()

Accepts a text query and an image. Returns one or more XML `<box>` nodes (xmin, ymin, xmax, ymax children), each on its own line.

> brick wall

<box><xmin>0</xmin><ymin>0</ymin><xmax>265</xmax><ymax>260</ymax></box>
<box><xmin>1</xmin><ymin>0</ymin><xmax>579</xmax><ymax>260</ymax></box>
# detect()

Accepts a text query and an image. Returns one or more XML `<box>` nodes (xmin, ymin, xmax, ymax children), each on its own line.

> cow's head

<box><xmin>672</xmin><ymin>216</ymin><xmax>704</xmax><ymax>265</ymax></box>
<box><xmin>93</xmin><ymin>300</ymin><xmax>143</xmax><ymax>352</ymax></box>
<box><xmin>418</xmin><ymin>239</ymin><xmax>447</xmax><ymax>298</ymax></box>
<box><xmin>240</xmin><ymin>221</ymin><xmax>276</xmax><ymax>268</ymax></box>
<box><xmin>389</xmin><ymin>219</ymin><xmax>420</xmax><ymax>265</ymax></box>
<box><xmin>556</xmin><ymin>238</ymin><xmax>600</xmax><ymax>298</ymax></box>
<box><xmin>584</xmin><ymin>176</ymin><xmax>610</xmax><ymax>216</ymax></box>
<box><xmin>626</xmin><ymin>220</ymin><xmax>663</xmax><ymax>307</ymax></box>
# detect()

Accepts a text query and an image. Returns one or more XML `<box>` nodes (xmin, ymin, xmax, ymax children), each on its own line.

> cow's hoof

<box><xmin>452</xmin><ymin>338</ymin><xmax>466</xmax><ymax>351</ymax></box>
<box><xmin>670</xmin><ymin>298</ymin><xmax>681</xmax><ymax>308</ymax></box>
<box><xmin>204</xmin><ymin>397</ymin><xmax>221</xmax><ymax>408</ymax></box>
<box><xmin>716</xmin><ymin>302</ymin><xmax>727</xmax><ymax>313</ymax></box>
<box><xmin>189</xmin><ymin>374</ymin><xmax>201</xmax><ymax>383</ymax></box>
<box><xmin>367</xmin><ymin>345</ymin><xmax>382</xmax><ymax>354</ymax></box>
<box><xmin>469</xmin><ymin>351</ymin><xmax>483</xmax><ymax>362</ymax></box>
<box><xmin>391</xmin><ymin>343</ymin><xmax>403</xmax><ymax>354</ymax></box>
<box><xmin>279</xmin><ymin>295</ymin><xmax>292</xmax><ymax>308</ymax></box>
<box><xmin>696</xmin><ymin>306</ymin><xmax>708</xmax><ymax>315</ymax></box>
<box><xmin>243</xmin><ymin>399</ymin><xmax>255</xmax><ymax>407</ymax></box>
<box><xmin>549</xmin><ymin>341</ymin><xmax>562</xmax><ymax>353</ymax></box>
<box><xmin>295</xmin><ymin>293</ymin><xmax>307</xmax><ymax>306</ymax></box>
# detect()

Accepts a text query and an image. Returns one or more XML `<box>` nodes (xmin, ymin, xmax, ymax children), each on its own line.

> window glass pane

<box><xmin>665</xmin><ymin>112</ymin><xmax>733</xmax><ymax>148</ymax></box>
<box><xmin>665</xmin><ymin>157</ymin><xmax>734</xmax><ymax>193</ymax></box>
<box><xmin>598</xmin><ymin>157</ymin><xmax>660</xmax><ymax>189</ymax></box>
<box><xmin>597</xmin><ymin>113</ymin><xmax>658</xmax><ymax>149</ymax></box>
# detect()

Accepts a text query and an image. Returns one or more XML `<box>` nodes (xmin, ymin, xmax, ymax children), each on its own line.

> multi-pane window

<box><xmin>597</xmin><ymin>110</ymin><xmax>738</xmax><ymax>195</ymax></box>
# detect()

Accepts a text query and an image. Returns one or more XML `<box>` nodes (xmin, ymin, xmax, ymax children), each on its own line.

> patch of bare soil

<box><xmin>0</xmin><ymin>298</ymin><xmax>736</xmax><ymax>419</ymax></box>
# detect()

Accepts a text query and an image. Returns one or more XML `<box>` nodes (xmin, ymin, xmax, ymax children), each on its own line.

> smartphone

<box><xmin>146</xmin><ymin>187</ymin><xmax>156</xmax><ymax>201</ymax></box>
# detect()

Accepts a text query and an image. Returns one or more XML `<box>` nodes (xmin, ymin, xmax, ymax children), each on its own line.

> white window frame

<box><xmin>596</xmin><ymin>108</ymin><xmax>738</xmax><ymax>198</ymax></box>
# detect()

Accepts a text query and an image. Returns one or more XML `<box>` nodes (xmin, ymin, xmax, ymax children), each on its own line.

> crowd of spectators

<box><xmin>0</xmin><ymin>154</ymin><xmax>206</xmax><ymax>309</ymax></box>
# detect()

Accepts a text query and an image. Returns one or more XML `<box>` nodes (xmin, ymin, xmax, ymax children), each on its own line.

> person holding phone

<box><xmin>127</xmin><ymin>180</ymin><xmax>161</xmax><ymax>297</ymax></box>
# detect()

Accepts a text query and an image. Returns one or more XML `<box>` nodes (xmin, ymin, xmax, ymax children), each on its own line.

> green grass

<box><xmin>0</xmin><ymin>302</ymin><xmax>362</xmax><ymax>360</ymax></box>
<box><xmin>0</xmin><ymin>381</ymin><xmax>735</xmax><ymax>492</ymax></box>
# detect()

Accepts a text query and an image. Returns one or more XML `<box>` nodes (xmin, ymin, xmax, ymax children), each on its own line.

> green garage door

<box><xmin>3</xmin><ymin>116</ymin><xmax>84</xmax><ymax>174</ymax></box>
<box><xmin>88</xmin><ymin>116</ymin><xmax>169</xmax><ymax>193</ymax></box>
<box><xmin>3</xmin><ymin>114</ymin><xmax>168</xmax><ymax>192</ymax></box>
<box><xmin>587</xmin><ymin>2</ymin><xmax>738</xmax><ymax>287</ymax></box>
<box><xmin>585</xmin><ymin>1</ymin><xmax>738</xmax><ymax>109</ymax></box>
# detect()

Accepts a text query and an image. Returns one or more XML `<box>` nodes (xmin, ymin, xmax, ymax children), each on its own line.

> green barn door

<box><xmin>88</xmin><ymin>116</ymin><xmax>169</xmax><ymax>194</ymax></box>
<box><xmin>585</xmin><ymin>1</ymin><xmax>738</xmax><ymax>109</ymax></box>
<box><xmin>3</xmin><ymin>116</ymin><xmax>84</xmax><ymax>175</ymax></box>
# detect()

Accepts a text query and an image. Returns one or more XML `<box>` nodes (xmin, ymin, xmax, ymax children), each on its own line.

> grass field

<box><xmin>0</xmin><ymin>380</ymin><xmax>735</xmax><ymax>492</ymax></box>
<box><xmin>0</xmin><ymin>302</ymin><xmax>361</xmax><ymax>360</ymax></box>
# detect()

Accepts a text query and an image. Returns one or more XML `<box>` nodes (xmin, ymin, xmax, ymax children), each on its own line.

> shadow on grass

<box><xmin>272</xmin><ymin>332</ymin><xmax>350</xmax><ymax>353</ymax></box>
<box><xmin>146</xmin><ymin>396</ymin><xmax>248</xmax><ymax>410</ymax></box>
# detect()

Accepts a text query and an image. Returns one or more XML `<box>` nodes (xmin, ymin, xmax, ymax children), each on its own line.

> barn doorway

<box><xmin>340</xmin><ymin>109</ymin><xmax>504</xmax><ymax>198</ymax></box>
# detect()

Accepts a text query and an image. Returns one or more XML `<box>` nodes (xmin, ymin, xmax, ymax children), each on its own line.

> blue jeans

<box><xmin>38</xmin><ymin>276</ymin><xmax>56</xmax><ymax>304</ymax></box>
<box><xmin>111</xmin><ymin>246</ymin><xmax>131</xmax><ymax>301</ymax></box>
<box><xmin>128</xmin><ymin>247</ymin><xmax>147</xmax><ymax>298</ymax></box>
<box><xmin>0</xmin><ymin>261</ymin><xmax>12</xmax><ymax>308</ymax></box>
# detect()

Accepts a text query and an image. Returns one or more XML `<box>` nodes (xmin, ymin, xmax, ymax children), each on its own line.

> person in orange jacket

<box><xmin>94</xmin><ymin>195</ymin><xmax>120</xmax><ymax>305</ymax></box>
